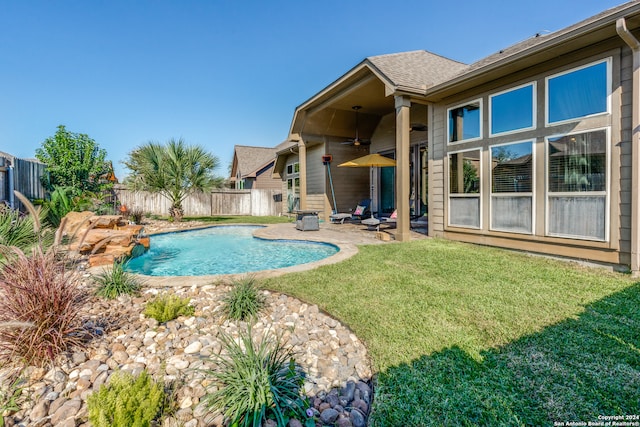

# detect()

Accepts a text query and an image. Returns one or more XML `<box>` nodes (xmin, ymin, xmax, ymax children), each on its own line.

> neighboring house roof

<box><xmin>366</xmin><ymin>50</ymin><xmax>468</xmax><ymax>94</ymax></box>
<box><xmin>231</xmin><ymin>145</ymin><xmax>277</xmax><ymax>180</ymax></box>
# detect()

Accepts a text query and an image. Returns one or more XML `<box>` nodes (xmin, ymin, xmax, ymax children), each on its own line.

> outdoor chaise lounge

<box><xmin>330</xmin><ymin>199</ymin><xmax>371</xmax><ymax>223</ymax></box>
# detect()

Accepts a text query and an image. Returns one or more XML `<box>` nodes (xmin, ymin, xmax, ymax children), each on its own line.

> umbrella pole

<box><xmin>370</xmin><ymin>166</ymin><xmax>374</xmax><ymax>218</ymax></box>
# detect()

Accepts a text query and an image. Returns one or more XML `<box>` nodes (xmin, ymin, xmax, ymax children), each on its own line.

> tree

<box><xmin>35</xmin><ymin>125</ymin><xmax>110</xmax><ymax>193</ymax></box>
<box><xmin>123</xmin><ymin>138</ymin><xmax>220</xmax><ymax>221</ymax></box>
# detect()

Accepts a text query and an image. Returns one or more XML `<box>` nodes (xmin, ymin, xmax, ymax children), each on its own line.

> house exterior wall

<box><xmin>429</xmin><ymin>42</ymin><xmax>630</xmax><ymax>267</ymax></box>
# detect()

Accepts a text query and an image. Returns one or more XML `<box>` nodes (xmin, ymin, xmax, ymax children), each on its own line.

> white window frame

<box><xmin>545</xmin><ymin>58</ymin><xmax>611</xmax><ymax>127</ymax></box>
<box><xmin>447</xmin><ymin>147</ymin><xmax>483</xmax><ymax>229</ymax></box>
<box><xmin>489</xmin><ymin>140</ymin><xmax>535</xmax><ymax>234</ymax></box>
<box><xmin>447</xmin><ymin>98</ymin><xmax>483</xmax><ymax>145</ymax></box>
<box><xmin>489</xmin><ymin>82</ymin><xmax>537</xmax><ymax>137</ymax></box>
<box><xmin>544</xmin><ymin>127</ymin><xmax>610</xmax><ymax>242</ymax></box>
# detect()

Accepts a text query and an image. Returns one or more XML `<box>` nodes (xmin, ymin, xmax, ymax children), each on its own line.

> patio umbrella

<box><xmin>338</xmin><ymin>153</ymin><xmax>396</xmax><ymax>217</ymax></box>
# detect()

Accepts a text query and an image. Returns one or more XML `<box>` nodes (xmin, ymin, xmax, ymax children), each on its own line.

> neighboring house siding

<box><xmin>431</xmin><ymin>45</ymin><xmax>626</xmax><ymax>265</ymax></box>
<box><xmin>254</xmin><ymin>163</ymin><xmax>281</xmax><ymax>191</ymax></box>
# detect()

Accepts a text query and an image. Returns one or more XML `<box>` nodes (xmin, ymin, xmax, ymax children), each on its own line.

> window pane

<box><xmin>448</xmin><ymin>101</ymin><xmax>481</xmax><ymax>142</ymax></box>
<box><xmin>548</xmin><ymin>61</ymin><xmax>607</xmax><ymax>123</ymax></box>
<box><xmin>491</xmin><ymin>196</ymin><xmax>532</xmax><ymax>233</ymax></box>
<box><xmin>491</xmin><ymin>85</ymin><xmax>534</xmax><ymax>134</ymax></box>
<box><xmin>491</xmin><ymin>141</ymin><xmax>533</xmax><ymax>193</ymax></box>
<box><xmin>450</xmin><ymin>197</ymin><xmax>480</xmax><ymax>228</ymax></box>
<box><xmin>548</xmin><ymin>130</ymin><xmax>606</xmax><ymax>192</ymax></box>
<box><xmin>548</xmin><ymin>195</ymin><xmax>605</xmax><ymax>240</ymax></box>
<box><xmin>449</xmin><ymin>150</ymin><xmax>480</xmax><ymax>194</ymax></box>
<box><xmin>294</xmin><ymin>163</ymin><xmax>300</xmax><ymax>173</ymax></box>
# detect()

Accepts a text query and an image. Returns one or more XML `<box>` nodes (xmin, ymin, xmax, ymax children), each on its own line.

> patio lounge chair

<box><xmin>330</xmin><ymin>199</ymin><xmax>371</xmax><ymax>223</ymax></box>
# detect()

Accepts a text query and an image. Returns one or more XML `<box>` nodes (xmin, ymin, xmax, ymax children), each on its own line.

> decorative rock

<box><xmin>29</xmin><ymin>399</ymin><xmax>49</xmax><ymax>420</ymax></box>
<box><xmin>288</xmin><ymin>419</ymin><xmax>303</xmax><ymax>427</ymax></box>
<box><xmin>320</xmin><ymin>408</ymin><xmax>339</xmax><ymax>424</ymax></box>
<box><xmin>50</xmin><ymin>399</ymin><xmax>82</xmax><ymax>425</ymax></box>
<box><xmin>183</xmin><ymin>341</ymin><xmax>202</xmax><ymax>354</ymax></box>
<box><xmin>349</xmin><ymin>409</ymin><xmax>366</xmax><ymax>427</ymax></box>
<box><xmin>336</xmin><ymin>418</ymin><xmax>353</xmax><ymax>427</ymax></box>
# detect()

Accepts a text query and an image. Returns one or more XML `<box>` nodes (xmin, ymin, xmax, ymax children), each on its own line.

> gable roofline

<box><xmin>288</xmin><ymin>50</ymin><xmax>467</xmax><ymax>136</ymax></box>
<box><xmin>425</xmin><ymin>1</ymin><xmax>640</xmax><ymax>101</ymax></box>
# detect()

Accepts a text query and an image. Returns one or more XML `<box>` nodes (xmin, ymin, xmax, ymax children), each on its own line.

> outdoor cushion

<box><xmin>390</xmin><ymin>209</ymin><xmax>397</xmax><ymax>219</ymax></box>
<box><xmin>353</xmin><ymin>205</ymin><xmax>366</xmax><ymax>216</ymax></box>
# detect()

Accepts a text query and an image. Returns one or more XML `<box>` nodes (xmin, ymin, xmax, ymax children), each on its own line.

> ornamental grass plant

<box><xmin>0</xmin><ymin>245</ymin><xmax>87</xmax><ymax>366</ymax></box>
<box><xmin>202</xmin><ymin>324</ymin><xmax>312</xmax><ymax>427</ymax></box>
<box><xmin>94</xmin><ymin>260</ymin><xmax>141</xmax><ymax>299</ymax></box>
<box><xmin>222</xmin><ymin>277</ymin><xmax>266</xmax><ymax>321</ymax></box>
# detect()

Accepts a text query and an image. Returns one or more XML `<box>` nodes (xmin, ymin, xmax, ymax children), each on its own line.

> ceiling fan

<box><xmin>341</xmin><ymin>106</ymin><xmax>371</xmax><ymax>147</ymax></box>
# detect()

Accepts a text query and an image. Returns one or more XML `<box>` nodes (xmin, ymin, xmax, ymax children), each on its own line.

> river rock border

<box><xmin>4</xmin><ymin>280</ymin><xmax>373</xmax><ymax>427</ymax></box>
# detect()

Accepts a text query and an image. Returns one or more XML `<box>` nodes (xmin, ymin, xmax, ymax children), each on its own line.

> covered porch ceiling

<box><xmin>289</xmin><ymin>66</ymin><xmax>396</xmax><ymax>144</ymax></box>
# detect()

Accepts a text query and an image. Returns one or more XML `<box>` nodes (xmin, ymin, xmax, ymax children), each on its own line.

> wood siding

<box><xmin>114</xmin><ymin>186</ymin><xmax>283</xmax><ymax>217</ymax></box>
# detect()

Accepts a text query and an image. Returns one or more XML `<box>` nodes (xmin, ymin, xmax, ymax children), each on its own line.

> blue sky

<box><xmin>1</xmin><ymin>0</ymin><xmax>626</xmax><ymax>180</ymax></box>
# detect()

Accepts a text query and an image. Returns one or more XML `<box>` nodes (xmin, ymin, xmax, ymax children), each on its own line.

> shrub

<box><xmin>0</xmin><ymin>369</ymin><xmax>24</xmax><ymax>427</ymax></box>
<box><xmin>0</xmin><ymin>245</ymin><xmax>87</xmax><ymax>366</ymax></box>
<box><xmin>143</xmin><ymin>293</ymin><xmax>194</xmax><ymax>323</ymax></box>
<box><xmin>0</xmin><ymin>206</ymin><xmax>51</xmax><ymax>253</ymax></box>
<box><xmin>129</xmin><ymin>207</ymin><xmax>144</xmax><ymax>225</ymax></box>
<box><xmin>86</xmin><ymin>370</ymin><xmax>165</xmax><ymax>427</ymax></box>
<box><xmin>94</xmin><ymin>260</ymin><xmax>141</xmax><ymax>299</ymax></box>
<box><xmin>203</xmin><ymin>325</ymin><xmax>309</xmax><ymax>426</ymax></box>
<box><xmin>222</xmin><ymin>277</ymin><xmax>266</xmax><ymax>321</ymax></box>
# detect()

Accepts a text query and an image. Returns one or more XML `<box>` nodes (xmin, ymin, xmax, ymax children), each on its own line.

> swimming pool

<box><xmin>125</xmin><ymin>225</ymin><xmax>339</xmax><ymax>276</ymax></box>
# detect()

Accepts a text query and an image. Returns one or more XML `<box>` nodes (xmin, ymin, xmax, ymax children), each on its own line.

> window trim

<box><xmin>489</xmin><ymin>140</ymin><xmax>535</xmax><ymax>234</ymax></box>
<box><xmin>489</xmin><ymin>82</ymin><xmax>537</xmax><ymax>137</ymax></box>
<box><xmin>544</xmin><ymin>58</ymin><xmax>611</xmax><ymax>127</ymax></box>
<box><xmin>544</xmin><ymin>127</ymin><xmax>610</xmax><ymax>242</ymax></box>
<box><xmin>447</xmin><ymin>98</ymin><xmax>483</xmax><ymax>145</ymax></box>
<box><xmin>447</xmin><ymin>147</ymin><xmax>482</xmax><ymax>229</ymax></box>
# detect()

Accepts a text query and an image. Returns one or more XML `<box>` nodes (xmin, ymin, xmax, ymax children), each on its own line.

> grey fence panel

<box><xmin>0</xmin><ymin>155</ymin><xmax>47</xmax><ymax>211</ymax></box>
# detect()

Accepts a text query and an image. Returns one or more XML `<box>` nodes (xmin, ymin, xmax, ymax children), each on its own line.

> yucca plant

<box><xmin>94</xmin><ymin>260</ymin><xmax>141</xmax><ymax>299</ymax></box>
<box><xmin>203</xmin><ymin>325</ymin><xmax>309</xmax><ymax>427</ymax></box>
<box><xmin>0</xmin><ymin>245</ymin><xmax>87</xmax><ymax>366</ymax></box>
<box><xmin>143</xmin><ymin>293</ymin><xmax>194</xmax><ymax>323</ymax></box>
<box><xmin>222</xmin><ymin>277</ymin><xmax>266</xmax><ymax>321</ymax></box>
<box><xmin>86</xmin><ymin>370</ymin><xmax>165</xmax><ymax>427</ymax></box>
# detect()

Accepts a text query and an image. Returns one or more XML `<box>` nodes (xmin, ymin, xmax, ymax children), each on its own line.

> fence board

<box><xmin>113</xmin><ymin>186</ymin><xmax>283</xmax><ymax>217</ymax></box>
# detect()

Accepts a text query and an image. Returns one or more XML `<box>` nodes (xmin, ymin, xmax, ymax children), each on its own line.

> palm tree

<box><xmin>124</xmin><ymin>138</ymin><xmax>220</xmax><ymax>221</ymax></box>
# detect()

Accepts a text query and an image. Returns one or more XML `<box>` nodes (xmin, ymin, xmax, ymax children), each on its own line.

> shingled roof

<box><xmin>232</xmin><ymin>145</ymin><xmax>277</xmax><ymax>179</ymax></box>
<box><xmin>367</xmin><ymin>50</ymin><xmax>468</xmax><ymax>93</ymax></box>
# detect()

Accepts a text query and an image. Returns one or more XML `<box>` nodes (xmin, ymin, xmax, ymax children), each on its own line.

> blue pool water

<box><xmin>125</xmin><ymin>225</ymin><xmax>339</xmax><ymax>276</ymax></box>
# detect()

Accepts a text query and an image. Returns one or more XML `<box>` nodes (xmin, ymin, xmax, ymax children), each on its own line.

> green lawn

<box><xmin>262</xmin><ymin>238</ymin><xmax>640</xmax><ymax>426</ymax></box>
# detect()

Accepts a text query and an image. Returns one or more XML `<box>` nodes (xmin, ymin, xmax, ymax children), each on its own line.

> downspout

<box><xmin>616</xmin><ymin>17</ymin><xmax>640</xmax><ymax>273</ymax></box>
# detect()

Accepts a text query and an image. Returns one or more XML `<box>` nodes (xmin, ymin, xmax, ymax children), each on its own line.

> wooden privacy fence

<box><xmin>114</xmin><ymin>186</ymin><xmax>283</xmax><ymax>217</ymax></box>
<box><xmin>0</xmin><ymin>155</ymin><xmax>47</xmax><ymax>211</ymax></box>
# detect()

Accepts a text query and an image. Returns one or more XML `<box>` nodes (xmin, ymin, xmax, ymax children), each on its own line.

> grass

<box><xmin>94</xmin><ymin>260</ymin><xmax>141</xmax><ymax>299</ymax></box>
<box><xmin>262</xmin><ymin>237</ymin><xmax>640</xmax><ymax>426</ymax></box>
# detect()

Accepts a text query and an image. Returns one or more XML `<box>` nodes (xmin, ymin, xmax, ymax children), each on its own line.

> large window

<box><xmin>448</xmin><ymin>100</ymin><xmax>482</xmax><ymax>143</ymax></box>
<box><xmin>286</xmin><ymin>162</ymin><xmax>300</xmax><ymax>211</ymax></box>
<box><xmin>490</xmin><ymin>83</ymin><xmax>535</xmax><ymax>136</ymax></box>
<box><xmin>449</xmin><ymin>149</ymin><xmax>481</xmax><ymax>228</ymax></box>
<box><xmin>546</xmin><ymin>60</ymin><xmax>609</xmax><ymax>125</ymax></box>
<box><xmin>546</xmin><ymin>129</ymin><xmax>608</xmax><ymax>240</ymax></box>
<box><xmin>490</xmin><ymin>141</ymin><xmax>533</xmax><ymax>233</ymax></box>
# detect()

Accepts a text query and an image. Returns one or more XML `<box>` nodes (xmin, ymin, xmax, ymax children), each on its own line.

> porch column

<box><xmin>298</xmin><ymin>137</ymin><xmax>308</xmax><ymax>210</ymax></box>
<box><xmin>395</xmin><ymin>95</ymin><xmax>411</xmax><ymax>242</ymax></box>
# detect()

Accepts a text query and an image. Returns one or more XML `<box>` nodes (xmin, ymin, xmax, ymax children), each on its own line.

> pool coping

<box><xmin>96</xmin><ymin>223</ymin><xmax>359</xmax><ymax>287</ymax></box>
